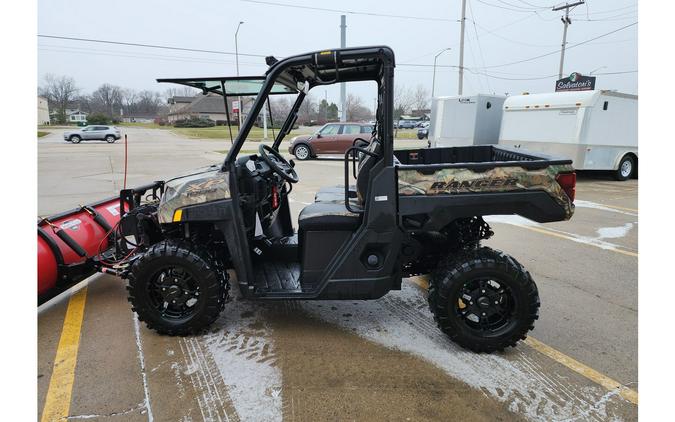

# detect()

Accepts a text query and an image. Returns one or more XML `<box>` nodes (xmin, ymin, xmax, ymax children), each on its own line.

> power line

<box><xmin>38</xmin><ymin>46</ymin><xmax>266</xmax><ymax>68</ymax></box>
<box><xmin>571</xmin><ymin>9</ymin><xmax>638</xmax><ymax>22</ymax></box>
<box><xmin>471</xmin><ymin>19</ymin><xmax>559</xmax><ymax>47</ymax></box>
<box><xmin>37</xmin><ymin>34</ymin><xmax>269</xmax><ymax>58</ymax></box>
<box><xmin>593</xmin><ymin>70</ymin><xmax>638</xmax><ymax>75</ymax></box>
<box><xmin>493</xmin><ymin>0</ymin><xmax>552</xmax><ymax>10</ymax></box>
<box><xmin>474</xmin><ymin>0</ymin><xmax>550</xmax><ymax>13</ymax></box>
<box><xmin>468</xmin><ymin>0</ymin><xmax>493</xmax><ymax>92</ymax></box>
<box><xmin>477</xmin><ymin>21</ymin><xmax>637</xmax><ymax>69</ymax></box>
<box><xmin>240</xmin><ymin>0</ymin><xmax>457</xmax><ymax>22</ymax></box>
<box><xmin>514</xmin><ymin>0</ymin><xmax>554</xmax><ymax>8</ymax></box>
<box><xmin>579</xmin><ymin>4</ymin><xmax>637</xmax><ymax>16</ymax></box>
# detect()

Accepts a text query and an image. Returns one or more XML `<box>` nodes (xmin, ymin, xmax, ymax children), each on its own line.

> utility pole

<box><xmin>553</xmin><ymin>1</ymin><xmax>584</xmax><ymax>79</ymax></box>
<box><xmin>340</xmin><ymin>15</ymin><xmax>346</xmax><ymax>122</ymax></box>
<box><xmin>458</xmin><ymin>0</ymin><xmax>467</xmax><ymax>95</ymax></box>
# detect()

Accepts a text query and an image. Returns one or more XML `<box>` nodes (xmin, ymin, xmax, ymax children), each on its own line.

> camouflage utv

<box><xmin>104</xmin><ymin>46</ymin><xmax>576</xmax><ymax>353</ymax></box>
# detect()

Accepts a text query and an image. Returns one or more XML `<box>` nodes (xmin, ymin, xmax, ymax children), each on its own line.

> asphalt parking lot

<box><xmin>38</xmin><ymin>127</ymin><xmax>638</xmax><ymax>421</ymax></box>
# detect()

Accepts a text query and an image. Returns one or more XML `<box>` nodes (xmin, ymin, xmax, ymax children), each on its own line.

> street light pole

<box><xmin>235</xmin><ymin>21</ymin><xmax>244</xmax><ymax>129</ymax></box>
<box><xmin>432</xmin><ymin>48</ymin><xmax>451</xmax><ymax>98</ymax></box>
<box><xmin>458</xmin><ymin>0</ymin><xmax>467</xmax><ymax>95</ymax></box>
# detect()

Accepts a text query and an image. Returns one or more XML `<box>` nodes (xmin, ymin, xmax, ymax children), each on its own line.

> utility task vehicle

<box><xmin>98</xmin><ymin>47</ymin><xmax>575</xmax><ymax>353</ymax></box>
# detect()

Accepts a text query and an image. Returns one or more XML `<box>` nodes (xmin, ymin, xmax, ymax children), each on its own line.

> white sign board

<box><xmin>232</xmin><ymin>100</ymin><xmax>240</xmax><ymax>112</ymax></box>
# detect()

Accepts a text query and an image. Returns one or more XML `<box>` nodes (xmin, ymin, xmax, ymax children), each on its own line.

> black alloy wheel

<box><xmin>428</xmin><ymin>247</ymin><xmax>540</xmax><ymax>352</ymax></box>
<box><xmin>127</xmin><ymin>240</ymin><xmax>228</xmax><ymax>335</ymax></box>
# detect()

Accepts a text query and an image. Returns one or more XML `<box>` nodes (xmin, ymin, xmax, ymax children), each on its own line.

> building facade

<box><xmin>38</xmin><ymin>96</ymin><xmax>50</xmax><ymax>125</ymax></box>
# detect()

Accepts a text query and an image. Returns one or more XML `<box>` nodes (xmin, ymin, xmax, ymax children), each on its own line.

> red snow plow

<box><xmin>37</xmin><ymin>183</ymin><xmax>164</xmax><ymax>304</ymax></box>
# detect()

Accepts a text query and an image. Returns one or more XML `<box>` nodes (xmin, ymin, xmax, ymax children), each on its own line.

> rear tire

<box><xmin>293</xmin><ymin>144</ymin><xmax>311</xmax><ymax>160</ymax></box>
<box><xmin>70</xmin><ymin>135</ymin><xmax>81</xmax><ymax>144</ymax></box>
<box><xmin>614</xmin><ymin>155</ymin><xmax>635</xmax><ymax>181</ymax></box>
<box><xmin>428</xmin><ymin>247</ymin><xmax>540</xmax><ymax>353</ymax></box>
<box><xmin>105</xmin><ymin>135</ymin><xmax>116</xmax><ymax>143</ymax></box>
<box><xmin>127</xmin><ymin>240</ymin><xmax>228</xmax><ymax>335</ymax></box>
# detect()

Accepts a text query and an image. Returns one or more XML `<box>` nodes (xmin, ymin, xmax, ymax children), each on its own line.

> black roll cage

<box><xmin>158</xmin><ymin>46</ymin><xmax>396</xmax><ymax>171</ymax></box>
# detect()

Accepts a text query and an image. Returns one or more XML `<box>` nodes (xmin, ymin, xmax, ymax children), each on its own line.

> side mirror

<box><xmin>316</xmin><ymin>133</ymin><xmax>322</xmax><ymax>138</ymax></box>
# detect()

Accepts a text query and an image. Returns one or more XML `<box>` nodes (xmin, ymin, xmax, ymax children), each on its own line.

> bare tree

<box><xmin>412</xmin><ymin>84</ymin><xmax>430</xmax><ymax>115</ymax></box>
<box><xmin>39</xmin><ymin>74</ymin><xmax>79</xmax><ymax>124</ymax></box>
<box><xmin>91</xmin><ymin>84</ymin><xmax>124</xmax><ymax>117</ymax></box>
<box><xmin>270</xmin><ymin>97</ymin><xmax>293</xmax><ymax>124</ymax></box>
<box><xmin>345</xmin><ymin>93</ymin><xmax>372</xmax><ymax>121</ymax></box>
<box><xmin>136</xmin><ymin>90</ymin><xmax>162</xmax><ymax>115</ymax></box>
<box><xmin>122</xmin><ymin>89</ymin><xmax>138</xmax><ymax>115</ymax></box>
<box><xmin>394</xmin><ymin>85</ymin><xmax>414</xmax><ymax>119</ymax></box>
<box><xmin>163</xmin><ymin>86</ymin><xmax>199</xmax><ymax>101</ymax></box>
<box><xmin>298</xmin><ymin>94</ymin><xmax>317</xmax><ymax>124</ymax></box>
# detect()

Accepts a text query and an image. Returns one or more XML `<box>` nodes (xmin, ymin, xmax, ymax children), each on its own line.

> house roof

<box><xmin>124</xmin><ymin>113</ymin><xmax>157</xmax><ymax>119</ymax></box>
<box><xmin>167</xmin><ymin>96</ymin><xmax>195</xmax><ymax>104</ymax></box>
<box><xmin>168</xmin><ymin>94</ymin><xmax>228</xmax><ymax>115</ymax></box>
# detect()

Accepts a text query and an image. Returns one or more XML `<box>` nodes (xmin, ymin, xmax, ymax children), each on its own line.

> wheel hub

<box><xmin>477</xmin><ymin>296</ymin><xmax>491</xmax><ymax>308</ymax></box>
<box><xmin>149</xmin><ymin>267</ymin><xmax>200</xmax><ymax>318</ymax></box>
<box><xmin>163</xmin><ymin>285</ymin><xmax>183</xmax><ymax>301</ymax></box>
<box><xmin>456</xmin><ymin>278</ymin><xmax>513</xmax><ymax>332</ymax></box>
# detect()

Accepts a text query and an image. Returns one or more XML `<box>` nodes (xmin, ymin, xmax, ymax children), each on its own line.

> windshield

<box><xmin>157</xmin><ymin>77</ymin><xmax>296</xmax><ymax>97</ymax></box>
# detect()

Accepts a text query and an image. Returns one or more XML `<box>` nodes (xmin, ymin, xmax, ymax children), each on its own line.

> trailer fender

<box><xmin>612</xmin><ymin>150</ymin><xmax>638</xmax><ymax>170</ymax></box>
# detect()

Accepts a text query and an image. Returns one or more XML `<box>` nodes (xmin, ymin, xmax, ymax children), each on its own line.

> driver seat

<box><xmin>297</xmin><ymin>138</ymin><xmax>382</xmax><ymax>234</ymax></box>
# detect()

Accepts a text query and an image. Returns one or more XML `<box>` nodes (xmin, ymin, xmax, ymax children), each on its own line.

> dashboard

<box><xmin>236</xmin><ymin>154</ymin><xmax>290</xmax><ymax>236</ymax></box>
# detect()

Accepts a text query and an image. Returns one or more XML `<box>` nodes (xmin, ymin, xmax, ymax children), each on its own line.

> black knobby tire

<box><xmin>614</xmin><ymin>154</ymin><xmax>635</xmax><ymax>181</ymax></box>
<box><xmin>428</xmin><ymin>247</ymin><xmax>540</xmax><ymax>353</ymax></box>
<box><xmin>127</xmin><ymin>240</ymin><xmax>228</xmax><ymax>335</ymax></box>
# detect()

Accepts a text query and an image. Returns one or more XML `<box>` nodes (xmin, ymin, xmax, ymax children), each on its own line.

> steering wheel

<box><xmin>258</xmin><ymin>144</ymin><xmax>300</xmax><ymax>183</ymax></box>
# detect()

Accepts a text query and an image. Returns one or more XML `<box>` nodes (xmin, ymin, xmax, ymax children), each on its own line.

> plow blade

<box><xmin>37</xmin><ymin>197</ymin><xmax>121</xmax><ymax>304</ymax></box>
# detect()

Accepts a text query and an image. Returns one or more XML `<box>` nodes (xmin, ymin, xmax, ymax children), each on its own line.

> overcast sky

<box><xmin>38</xmin><ymin>0</ymin><xmax>637</xmax><ymax>107</ymax></box>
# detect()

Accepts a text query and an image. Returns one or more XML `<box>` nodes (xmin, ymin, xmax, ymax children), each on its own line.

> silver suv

<box><xmin>64</xmin><ymin>125</ymin><xmax>122</xmax><ymax>144</ymax></box>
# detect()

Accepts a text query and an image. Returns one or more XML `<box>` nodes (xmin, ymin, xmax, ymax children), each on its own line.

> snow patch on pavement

<box><xmin>596</xmin><ymin>223</ymin><xmax>634</xmax><ymax>240</ymax></box>
<box><xmin>203</xmin><ymin>296</ymin><xmax>282</xmax><ymax>422</ymax></box>
<box><xmin>485</xmin><ymin>215</ymin><xmax>637</xmax><ymax>254</ymax></box>
<box><xmin>300</xmin><ymin>283</ymin><xmax>629</xmax><ymax>421</ymax></box>
<box><xmin>574</xmin><ymin>200</ymin><xmax>637</xmax><ymax>217</ymax></box>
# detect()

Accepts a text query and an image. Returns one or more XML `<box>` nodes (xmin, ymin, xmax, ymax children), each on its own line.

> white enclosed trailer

<box><xmin>498</xmin><ymin>90</ymin><xmax>638</xmax><ymax>180</ymax></box>
<box><xmin>429</xmin><ymin>94</ymin><xmax>505</xmax><ymax>147</ymax></box>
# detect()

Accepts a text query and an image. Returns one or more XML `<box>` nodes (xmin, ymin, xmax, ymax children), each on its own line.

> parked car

<box><xmin>64</xmin><ymin>125</ymin><xmax>121</xmax><ymax>144</ymax></box>
<box><xmin>288</xmin><ymin>122</ymin><xmax>373</xmax><ymax>160</ymax></box>
<box><xmin>397</xmin><ymin>120</ymin><xmax>417</xmax><ymax>129</ymax></box>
